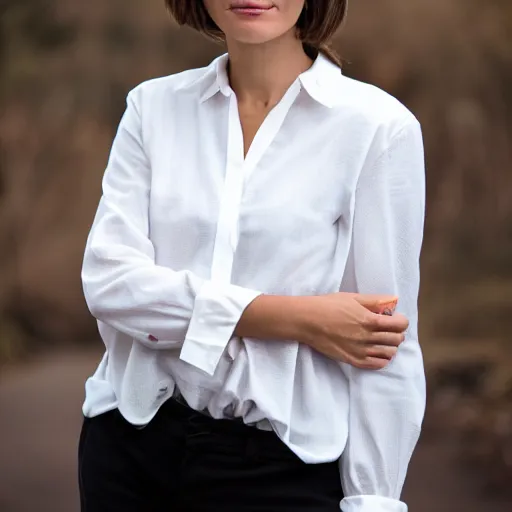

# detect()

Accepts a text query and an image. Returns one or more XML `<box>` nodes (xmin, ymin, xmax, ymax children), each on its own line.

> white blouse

<box><xmin>82</xmin><ymin>53</ymin><xmax>426</xmax><ymax>512</ymax></box>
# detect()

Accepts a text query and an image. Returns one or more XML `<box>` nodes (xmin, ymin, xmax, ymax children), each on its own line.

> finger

<box><xmin>352</xmin><ymin>294</ymin><xmax>399</xmax><ymax>314</ymax></box>
<box><xmin>367</xmin><ymin>331</ymin><xmax>405</xmax><ymax>347</ymax></box>
<box><xmin>353</xmin><ymin>357</ymin><xmax>390</xmax><ymax>371</ymax></box>
<box><xmin>366</xmin><ymin>312</ymin><xmax>409</xmax><ymax>333</ymax></box>
<box><xmin>365</xmin><ymin>345</ymin><xmax>398</xmax><ymax>360</ymax></box>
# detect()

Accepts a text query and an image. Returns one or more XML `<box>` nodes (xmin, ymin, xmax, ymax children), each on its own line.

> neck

<box><xmin>226</xmin><ymin>31</ymin><xmax>313</xmax><ymax>107</ymax></box>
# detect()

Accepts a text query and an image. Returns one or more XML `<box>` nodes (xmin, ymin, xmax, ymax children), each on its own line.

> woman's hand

<box><xmin>236</xmin><ymin>292</ymin><xmax>408</xmax><ymax>370</ymax></box>
<box><xmin>297</xmin><ymin>293</ymin><xmax>408</xmax><ymax>370</ymax></box>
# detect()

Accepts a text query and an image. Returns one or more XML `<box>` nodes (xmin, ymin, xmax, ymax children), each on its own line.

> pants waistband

<box><xmin>162</xmin><ymin>396</ymin><xmax>271</xmax><ymax>439</ymax></box>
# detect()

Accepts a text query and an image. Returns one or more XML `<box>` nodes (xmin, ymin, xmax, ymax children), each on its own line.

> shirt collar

<box><xmin>198</xmin><ymin>52</ymin><xmax>343</xmax><ymax>108</ymax></box>
<box><xmin>298</xmin><ymin>53</ymin><xmax>344</xmax><ymax>109</ymax></box>
<box><xmin>199</xmin><ymin>54</ymin><xmax>232</xmax><ymax>103</ymax></box>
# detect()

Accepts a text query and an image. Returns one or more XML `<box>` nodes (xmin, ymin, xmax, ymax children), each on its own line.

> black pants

<box><xmin>78</xmin><ymin>398</ymin><xmax>344</xmax><ymax>511</ymax></box>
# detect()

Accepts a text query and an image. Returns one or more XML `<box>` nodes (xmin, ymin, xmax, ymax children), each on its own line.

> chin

<box><xmin>225</xmin><ymin>23</ymin><xmax>289</xmax><ymax>46</ymax></box>
<box><xmin>230</xmin><ymin>32</ymin><xmax>279</xmax><ymax>45</ymax></box>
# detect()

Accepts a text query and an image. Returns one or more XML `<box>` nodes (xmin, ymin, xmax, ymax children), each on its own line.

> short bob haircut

<box><xmin>165</xmin><ymin>1</ymin><xmax>348</xmax><ymax>68</ymax></box>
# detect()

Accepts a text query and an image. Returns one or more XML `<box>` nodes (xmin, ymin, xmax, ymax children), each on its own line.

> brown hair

<box><xmin>165</xmin><ymin>1</ymin><xmax>348</xmax><ymax>68</ymax></box>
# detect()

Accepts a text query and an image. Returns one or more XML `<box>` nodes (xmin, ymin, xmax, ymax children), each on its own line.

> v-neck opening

<box><xmin>232</xmin><ymin>79</ymin><xmax>302</xmax><ymax>170</ymax></box>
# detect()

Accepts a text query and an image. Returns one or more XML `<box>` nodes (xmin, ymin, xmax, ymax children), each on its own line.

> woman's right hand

<box><xmin>298</xmin><ymin>293</ymin><xmax>409</xmax><ymax>370</ymax></box>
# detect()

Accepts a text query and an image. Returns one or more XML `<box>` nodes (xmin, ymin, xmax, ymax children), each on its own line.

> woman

<box><xmin>79</xmin><ymin>1</ymin><xmax>426</xmax><ymax>511</ymax></box>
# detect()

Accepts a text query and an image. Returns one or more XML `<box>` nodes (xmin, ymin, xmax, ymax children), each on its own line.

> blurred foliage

<box><xmin>0</xmin><ymin>0</ymin><xmax>511</xmax><ymax>494</ymax></box>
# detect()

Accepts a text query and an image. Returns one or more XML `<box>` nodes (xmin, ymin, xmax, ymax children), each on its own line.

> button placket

<box><xmin>210</xmin><ymin>82</ymin><xmax>302</xmax><ymax>282</ymax></box>
<box><xmin>228</xmin><ymin>82</ymin><xmax>302</xmax><ymax>253</ymax></box>
<box><xmin>210</xmin><ymin>93</ymin><xmax>245</xmax><ymax>284</ymax></box>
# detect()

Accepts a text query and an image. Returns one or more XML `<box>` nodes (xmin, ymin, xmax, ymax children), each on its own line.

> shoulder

<box><xmin>126</xmin><ymin>64</ymin><xmax>212</xmax><ymax>107</ymax></box>
<box><xmin>334</xmin><ymin>74</ymin><xmax>421</xmax><ymax>144</ymax></box>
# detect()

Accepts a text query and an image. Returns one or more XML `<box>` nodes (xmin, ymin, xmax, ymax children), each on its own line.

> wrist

<box><xmin>285</xmin><ymin>295</ymin><xmax>322</xmax><ymax>346</ymax></box>
<box><xmin>259</xmin><ymin>294</ymin><xmax>314</xmax><ymax>343</ymax></box>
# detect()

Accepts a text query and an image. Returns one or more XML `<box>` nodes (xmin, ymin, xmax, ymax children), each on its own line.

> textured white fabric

<box><xmin>81</xmin><ymin>53</ymin><xmax>426</xmax><ymax>511</ymax></box>
<box><xmin>340</xmin><ymin>495</ymin><xmax>408</xmax><ymax>512</ymax></box>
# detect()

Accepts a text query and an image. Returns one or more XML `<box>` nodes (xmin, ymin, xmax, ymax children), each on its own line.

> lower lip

<box><xmin>231</xmin><ymin>7</ymin><xmax>273</xmax><ymax>16</ymax></box>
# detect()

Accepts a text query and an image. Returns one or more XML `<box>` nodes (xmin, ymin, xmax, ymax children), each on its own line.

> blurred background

<box><xmin>0</xmin><ymin>0</ymin><xmax>511</xmax><ymax>510</ymax></box>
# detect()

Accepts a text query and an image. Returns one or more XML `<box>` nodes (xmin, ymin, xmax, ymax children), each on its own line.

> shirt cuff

<box><xmin>180</xmin><ymin>281</ymin><xmax>262</xmax><ymax>375</ymax></box>
<box><xmin>340</xmin><ymin>496</ymin><xmax>407</xmax><ymax>512</ymax></box>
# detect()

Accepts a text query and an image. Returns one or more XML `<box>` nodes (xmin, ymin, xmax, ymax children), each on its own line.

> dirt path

<box><xmin>0</xmin><ymin>348</ymin><xmax>510</xmax><ymax>512</ymax></box>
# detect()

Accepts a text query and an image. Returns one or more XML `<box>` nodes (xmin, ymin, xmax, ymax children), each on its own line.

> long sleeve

<box><xmin>339</xmin><ymin>118</ymin><xmax>427</xmax><ymax>512</ymax></box>
<box><xmin>81</xmin><ymin>88</ymin><xmax>261</xmax><ymax>376</ymax></box>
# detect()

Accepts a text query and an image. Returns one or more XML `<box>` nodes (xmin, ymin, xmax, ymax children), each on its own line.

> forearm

<box><xmin>234</xmin><ymin>294</ymin><xmax>317</xmax><ymax>344</ymax></box>
<box><xmin>84</xmin><ymin>229</ymin><xmax>263</xmax><ymax>375</ymax></box>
